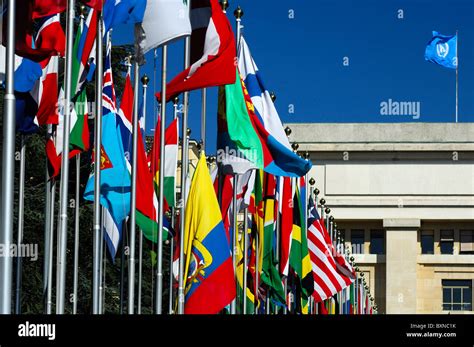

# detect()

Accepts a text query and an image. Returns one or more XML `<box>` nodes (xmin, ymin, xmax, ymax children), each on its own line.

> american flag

<box><xmin>307</xmin><ymin>195</ymin><xmax>356</xmax><ymax>303</ymax></box>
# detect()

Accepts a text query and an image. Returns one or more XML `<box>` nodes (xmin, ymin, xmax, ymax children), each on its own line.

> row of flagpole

<box><xmin>0</xmin><ymin>0</ymin><xmax>379</xmax><ymax>315</ymax></box>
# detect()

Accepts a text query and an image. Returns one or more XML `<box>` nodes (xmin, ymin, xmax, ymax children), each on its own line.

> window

<box><xmin>440</xmin><ymin>230</ymin><xmax>454</xmax><ymax>255</ymax></box>
<box><xmin>421</xmin><ymin>230</ymin><xmax>434</xmax><ymax>254</ymax></box>
<box><xmin>370</xmin><ymin>230</ymin><xmax>384</xmax><ymax>254</ymax></box>
<box><xmin>460</xmin><ymin>230</ymin><xmax>474</xmax><ymax>255</ymax></box>
<box><xmin>442</xmin><ymin>280</ymin><xmax>472</xmax><ymax>311</ymax></box>
<box><xmin>351</xmin><ymin>230</ymin><xmax>365</xmax><ymax>254</ymax></box>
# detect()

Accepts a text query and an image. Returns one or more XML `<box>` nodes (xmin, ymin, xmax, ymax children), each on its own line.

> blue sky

<box><xmin>114</xmin><ymin>0</ymin><xmax>474</xmax><ymax>154</ymax></box>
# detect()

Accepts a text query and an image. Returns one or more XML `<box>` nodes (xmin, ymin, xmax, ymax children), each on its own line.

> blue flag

<box><xmin>14</xmin><ymin>58</ymin><xmax>43</xmax><ymax>134</ymax></box>
<box><xmin>84</xmin><ymin>44</ymin><xmax>131</xmax><ymax>259</ymax></box>
<box><xmin>103</xmin><ymin>0</ymin><xmax>146</xmax><ymax>34</ymax></box>
<box><xmin>424</xmin><ymin>31</ymin><xmax>458</xmax><ymax>69</ymax></box>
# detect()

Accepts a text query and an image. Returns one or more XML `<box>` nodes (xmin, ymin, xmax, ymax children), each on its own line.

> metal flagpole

<box><xmin>177</xmin><ymin>0</ymin><xmax>192</xmax><ymax>315</ymax></box>
<box><xmin>254</xmin><ymin>223</ymin><xmax>260</xmax><ymax>315</ymax></box>
<box><xmin>98</xmin><ymin>207</ymin><xmax>105</xmax><ymax>314</ymax></box>
<box><xmin>168</xmin><ymin>208</ymin><xmax>175</xmax><ymax>314</ymax></box>
<box><xmin>0</xmin><ymin>0</ymin><xmax>16</xmax><ymax>314</ymax></box>
<box><xmin>92</xmin><ymin>12</ymin><xmax>104</xmax><ymax>315</ymax></box>
<box><xmin>71</xmin><ymin>7</ymin><xmax>87</xmax><ymax>316</ymax></box>
<box><xmin>119</xmin><ymin>225</ymin><xmax>126</xmax><ymax>314</ymax></box>
<box><xmin>101</xmin><ymin>230</ymin><xmax>107</xmax><ymax>313</ymax></box>
<box><xmin>72</xmin><ymin>154</ymin><xmax>81</xmax><ymax>314</ymax></box>
<box><xmin>201</xmin><ymin>88</ymin><xmax>206</xmax><ymax>151</ymax></box>
<box><xmin>455</xmin><ymin>29</ymin><xmax>459</xmax><ymax>123</ymax></box>
<box><xmin>230</xmin><ymin>175</ymin><xmax>238</xmax><ymax>314</ymax></box>
<box><xmin>155</xmin><ymin>45</ymin><xmax>168</xmax><ymax>315</ymax></box>
<box><xmin>234</xmin><ymin>6</ymin><xmax>243</xmax><ymax>51</ymax></box>
<box><xmin>47</xmin><ymin>181</ymin><xmax>56</xmax><ymax>314</ymax></box>
<box><xmin>168</xmin><ymin>97</ymin><xmax>179</xmax><ymax>314</ymax></box>
<box><xmin>128</xmin><ymin>62</ymin><xmax>140</xmax><ymax>314</ymax></box>
<box><xmin>138</xmin><ymin>74</ymin><xmax>149</xmax><ymax>315</ymax></box>
<box><xmin>242</xmin><ymin>209</ymin><xmax>249</xmax><ymax>314</ymax></box>
<box><xmin>55</xmin><ymin>0</ymin><xmax>77</xmax><ymax>314</ymax></box>
<box><xmin>168</xmin><ymin>96</ymin><xmax>179</xmax><ymax>314</ymax></box>
<box><xmin>43</xmin><ymin>142</ymin><xmax>53</xmax><ymax>313</ymax></box>
<box><xmin>15</xmin><ymin>136</ymin><xmax>26</xmax><ymax>314</ymax></box>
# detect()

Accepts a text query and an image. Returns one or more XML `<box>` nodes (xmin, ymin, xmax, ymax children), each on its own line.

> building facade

<box><xmin>287</xmin><ymin>123</ymin><xmax>474</xmax><ymax>314</ymax></box>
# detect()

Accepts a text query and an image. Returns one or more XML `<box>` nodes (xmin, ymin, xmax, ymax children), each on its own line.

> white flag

<box><xmin>135</xmin><ymin>0</ymin><xmax>191</xmax><ymax>63</ymax></box>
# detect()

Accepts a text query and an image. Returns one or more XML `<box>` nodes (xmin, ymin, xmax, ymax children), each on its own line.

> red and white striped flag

<box><xmin>307</xmin><ymin>197</ymin><xmax>355</xmax><ymax>303</ymax></box>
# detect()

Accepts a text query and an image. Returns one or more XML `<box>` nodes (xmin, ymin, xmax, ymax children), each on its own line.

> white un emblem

<box><xmin>436</xmin><ymin>42</ymin><xmax>449</xmax><ymax>58</ymax></box>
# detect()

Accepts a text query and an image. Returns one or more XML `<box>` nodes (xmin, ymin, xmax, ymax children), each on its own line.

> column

<box><xmin>384</xmin><ymin>218</ymin><xmax>420</xmax><ymax>314</ymax></box>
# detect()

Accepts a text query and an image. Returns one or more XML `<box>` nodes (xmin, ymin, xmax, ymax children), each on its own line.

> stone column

<box><xmin>384</xmin><ymin>219</ymin><xmax>420</xmax><ymax>314</ymax></box>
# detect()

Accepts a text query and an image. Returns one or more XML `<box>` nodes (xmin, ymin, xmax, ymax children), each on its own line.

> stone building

<box><xmin>287</xmin><ymin>123</ymin><xmax>474</xmax><ymax>314</ymax></box>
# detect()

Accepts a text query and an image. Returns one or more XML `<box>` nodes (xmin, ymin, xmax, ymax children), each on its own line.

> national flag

<box><xmin>216</xmin><ymin>70</ymin><xmax>262</xmax><ymax>174</ymax></box>
<box><xmin>289</xmin><ymin>177</ymin><xmax>313</xmax><ymax>303</ymax></box>
<box><xmin>45</xmin><ymin>89</ymin><xmax>86</xmax><ymax>177</ymax></box>
<box><xmin>72</xmin><ymin>8</ymin><xmax>97</xmax><ymax>96</ymax></box>
<box><xmin>134</xmin><ymin>0</ymin><xmax>190</xmax><ymax>64</ymax></box>
<box><xmin>34</xmin><ymin>14</ymin><xmax>65</xmax><ymax>125</ymax></box>
<box><xmin>238</xmin><ymin>36</ymin><xmax>311</xmax><ymax>177</ymax></box>
<box><xmin>219</xmin><ymin>170</ymin><xmax>255</xmax><ymax>236</ymax></box>
<box><xmin>83</xmin><ymin>45</ymin><xmax>131</xmax><ymax>258</ymax></box>
<box><xmin>149</xmin><ymin>117</ymin><xmax>179</xmax><ymax>210</ymax></box>
<box><xmin>156</xmin><ymin>0</ymin><xmax>235</xmax><ymax>101</ymax></box>
<box><xmin>31</xmin><ymin>0</ymin><xmax>67</xmax><ymax>19</ymax></box>
<box><xmin>307</xmin><ymin>195</ymin><xmax>356</xmax><ymax>304</ymax></box>
<box><xmin>7</xmin><ymin>53</ymin><xmax>42</xmax><ymax>134</ymax></box>
<box><xmin>424</xmin><ymin>31</ymin><xmax>457</xmax><ymax>69</ymax></box>
<box><xmin>117</xmin><ymin>73</ymin><xmax>161</xmax><ymax>242</ymax></box>
<box><xmin>103</xmin><ymin>0</ymin><xmax>145</xmax><ymax>34</ymax></box>
<box><xmin>235</xmin><ymin>210</ymin><xmax>256</xmax><ymax>314</ymax></box>
<box><xmin>3</xmin><ymin>0</ymin><xmax>62</xmax><ymax>62</ymax></box>
<box><xmin>279</xmin><ymin>176</ymin><xmax>293</xmax><ymax>276</ymax></box>
<box><xmin>259</xmin><ymin>172</ymin><xmax>285</xmax><ymax>305</ymax></box>
<box><xmin>183</xmin><ymin>153</ymin><xmax>235</xmax><ymax>314</ymax></box>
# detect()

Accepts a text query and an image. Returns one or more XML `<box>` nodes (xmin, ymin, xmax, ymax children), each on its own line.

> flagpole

<box><xmin>138</xmin><ymin>74</ymin><xmax>149</xmax><ymax>315</ymax></box>
<box><xmin>168</xmin><ymin>97</ymin><xmax>179</xmax><ymax>314</ymax></box>
<box><xmin>177</xmin><ymin>0</ymin><xmax>192</xmax><ymax>315</ymax></box>
<box><xmin>92</xmin><ymin>11</ymin><xmax>104</xmax><ymax>315</ymax></box>
<box><xmin>242</xmin><ymin>208</ymin><xmax>249</xmax><ymax>314</ymax></box>
<box><xmin>168</xmin><ymin>208</ymin><xmax>175</xmax><ymax>314</ymax></box>
<box><xmin>455</xmin><ymin>29</ymin><xmax>458</xmax><ymax>123</ymax></box>
<box><xmin>119</xmin><ymin>224</ymin><xmax>126</xmax><ymax>314</ymax></box>
<box><xmin>14</xmin><ymin>135</ymin><xmax>26</xmax><ymax>314</ymax></box>
<box><xmin>43</xmin><ymin>142</ymin><xmax>53</xmax><ymax>313</ymax></box>
<box><xmin>128</xmin><ymin>61</ymin><xmax>140</xmax><ymax>314</ymax></box>
<box><xmin>46</xmin><ymin>180</ymin><xmax>56</xmax><ymax>314</ymax></box>
<box><xmin>155</xmin><ymin>44</ymin><xmax>168</xmax><ymax>315</ymax></box>
<box><xmin>254</xmin><ymin>223</ymin><xmax>260</xmax><ymax>315</ymax></box>
<box><xmin>98</xmin><ymin>207</ymin><xmax>105</xmax><ymax>314</ymax></box>
<box><xmin>201</xmin><ymin>88</ymin><xmax>206</xmax><ymax>151</ymax></box>
<box><xmin>101</xmin><ymin>226</ymin><xmax>107</xmax><ymax>313</ymax></box>
<box><xmin>72</xmin><ymin>154</ymin><xmax>81</xmax><ymax>314</ymax></box>
<box><xmin>230</xmin><ymin>175</ymin><xmax>238</xmax><ymax>314</ymax></box>
<box><xmin>71</xmin><ymin>6</ymin><xmax>87</xmax><ymax>316</ymax></box>
<box><xmin>0</xmin><ymin>0</ymin><xmax>16</xmax><ymax>314</ymax></box>
<box><xmin>55</xmin><ymin>0</ymin><xmax>77</xmax><ymax>314</ymax></box>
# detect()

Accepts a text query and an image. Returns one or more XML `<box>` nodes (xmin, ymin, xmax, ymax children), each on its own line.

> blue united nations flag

<box><xmin>424</xmin><ymin>31</ymin><xmax>458</xmax><ymax>69</ymax></box>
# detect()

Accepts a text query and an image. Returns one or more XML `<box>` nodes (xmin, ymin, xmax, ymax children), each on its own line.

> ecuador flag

<box><xmin>183</xmin><ymin>153</ymin><xmax>236</xmax><ymax>314</ymax></box>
